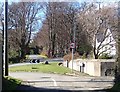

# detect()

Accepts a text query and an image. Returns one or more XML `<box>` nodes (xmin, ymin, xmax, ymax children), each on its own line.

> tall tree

<box><xmin>78</xmin><ymin>3</ymin><xmax>117</xmax><ymax>59</ymax></box>
<box><xmin>0</xmin><ymin>3</ymin><xmax>4</xmax><ymax>42</ymax></box>
<box><xmin>33</xmin><ymin>2</ymin><xmax>93</xmax><ymax>57</ymax></box>
<box><xmin>33</xmin><ymin>2</ymin><xmax>82</xmax><ymax>57</ymax></box>
<box><xmin>8</xmin><ymin>2</ymin><xmax>43</xmax><ymax>59</ymax></box>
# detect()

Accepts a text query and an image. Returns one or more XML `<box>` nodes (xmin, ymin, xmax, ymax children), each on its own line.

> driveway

<box><xmin>9</xmin><ymin>72</ymin><xmax>114</xmax><ymax>91</ymax></box>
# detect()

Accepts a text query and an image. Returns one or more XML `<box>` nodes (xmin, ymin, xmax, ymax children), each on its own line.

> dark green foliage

<box><xmin>75</xmin><ymin>24</ymin><xmax>92</xmax><ymax>57</ymax></box>
<box><xmin>108</xmin><ymin>82</ymin><xmax>120</xmax><ymax>92</ymax></box>
<box><xmin>8</xmin><ymin>50</ymin><xmax>20</xmax><ymax>64</ymax></box>
<box><xmin>9</xmin><ymin>57</ymin><xmax>20</xmax><ymax>64</ymax></box>
<box><xmin>99</xmin><ymin>53</ymin><xmax>113</xmax><ymax>59</ymax></box>
<box><xmin>26</xmin><ymin>46</ymin><xmax>40</xmax><ymax>55</ymax></box>
<box><xmin>2</xmin><ymin>77</ymin><xmax>21</xmax><ymax>91</ymax></box>
<box><xmin>8</xmin><ymin>50</ymin><xmax>19</xmax><ymax>59</ymax></box>
<box><xmin>77</xmin><ymin>44</ymin><xmax>92</xmax><ymax>57</ymax></box>
<box><xmin>8</xmin><ymin>46</ymin><xmax>41</xmax><ymax>64</ymax></box>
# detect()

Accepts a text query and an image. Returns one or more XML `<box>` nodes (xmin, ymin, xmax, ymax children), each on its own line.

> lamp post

<box><xmin>70</xmin><ymin>43</ymin><xmax>75</xmax><ymax>73</ymax></box>
<box><xmin>71</xmin><ymin>13</ymin><xmax>76</xmax><ymax>73</ymax></box>
<box><xmin>3</xmin><ymin>0</ymin><xmax>8</xmax><ymax>76</ymax></box>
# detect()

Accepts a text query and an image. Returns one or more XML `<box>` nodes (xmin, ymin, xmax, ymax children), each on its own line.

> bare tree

<box><xmin>0</xmin><ymin>3</ymin><xmax>4</xmax><ymax>42</ymax></box>
<box><xmin>34</xmin><ymin>2</ymin><xmax>81</xmax><ymax>57</ymax></box>
<box><xmin>33</xmin><ymin>2</ymin><xmax>93</xmax><ymax>58</ymax></box>
<box><xmin>33</xmin><ymin>21</ymin><xmax>49</xmax><ymax>49</ymax></box>
<box><xmin>8</xmin><ymin>2</ymin><xmax>44</xmax><ymax>59</ymax></box>
<box><xmin>78</xmin><ymin>3</ymin><xmax>117</xmax><ymax>59</ymax></box>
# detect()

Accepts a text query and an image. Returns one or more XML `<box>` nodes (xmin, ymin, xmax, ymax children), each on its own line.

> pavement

<box><xmin>9</xmin><ymin>72</ymin><xmax>114</xmax><ymax>92</ymax></box>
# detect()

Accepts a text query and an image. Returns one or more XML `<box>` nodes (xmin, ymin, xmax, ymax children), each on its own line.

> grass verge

<box><xmin>10</xmin><ymin>62</ymin><xmax>72</xmax><ymax>75</ymax></box>
<box><xmin>2</xmin><ymin>76</ymin><xmax>21</xmax><ymax>92</ymax></box>
<box><xmin>9</xmin><ymin>62</ymin><xmax>88</xmax><ymax>76</ymax></box>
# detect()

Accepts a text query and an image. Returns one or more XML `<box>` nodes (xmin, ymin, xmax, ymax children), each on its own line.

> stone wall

<box><xmin>101</xmin><ymin>62</ymin><xmax>115</xmax><ymax>76</ymax></box>
<box><xmin>63</xmin><ymin>59</ymin><xmax>116</xmax><ymax>76</ymax></box>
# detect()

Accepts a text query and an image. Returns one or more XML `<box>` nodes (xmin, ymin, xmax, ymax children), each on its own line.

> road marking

<box><xmin>51</xmin><ymin>78</ymin><xmax>57</xmax><ymax>86</ymax></box>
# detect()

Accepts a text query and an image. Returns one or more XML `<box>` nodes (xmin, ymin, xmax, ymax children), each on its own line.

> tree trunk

<box><xmin>20</xmin><ymin>45</ymin><xmax>27</xmax><ymax>61</ymax></box>
<box><xmin>93</xmin><ymin>46</ymin><xmax>99</xmax><ymax>59</ymax></box>
<box><xmin>95</xmin><ymin>54</ymin><xmax>99</xmax><ymax>59</ymax></box>
<box><xmin>51</xmin><ymin>34</ymin><xmax>56</xmax><ymax>57</ymax></box>
<box><xmin>20</xmin><ymin>49</ymin><xmax>25</xmax><ymax>59</ymax></box>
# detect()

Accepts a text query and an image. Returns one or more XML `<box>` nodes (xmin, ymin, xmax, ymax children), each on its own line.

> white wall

<box><xmin>63</xmin><ymin>59</ymin><xmax>115</xmax><ymax>76</ymax></box>
<box><xmin>86</xmin><ymin>62</ymin><xmax>95</xmax><ymax>76</ymax></box>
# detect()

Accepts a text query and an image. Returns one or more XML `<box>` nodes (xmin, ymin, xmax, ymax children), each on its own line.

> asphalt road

<box><xmin>9</xmin><ymin>59</ymin><xmax>114</xmax><ymax>92</ymax></box>
<box><xmin>9</xmin><ymin>58</ymin><xmax>63</xmax><ymax>67</ymax></box>
<box><xmin>9</xmin><ymin>72</ymin><xmax>114</xmax><ymax>91</ymax></box>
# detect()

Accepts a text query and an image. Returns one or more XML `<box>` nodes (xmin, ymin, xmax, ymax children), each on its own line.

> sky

<box><xmin>0</xmin><ymin>0</ymin><xmax>120</xmax><ymax>3</ymax></box>
<box><xmin>0</xmin><ymin>0</ymin><xmax>119</xmax><ymax>37</ymax></box>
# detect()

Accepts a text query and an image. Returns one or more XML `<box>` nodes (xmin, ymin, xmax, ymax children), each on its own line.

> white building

<box><xmin>96</xmin><ymin>29</ymin><xmax>116</xmax><ymax>56</ymax></box>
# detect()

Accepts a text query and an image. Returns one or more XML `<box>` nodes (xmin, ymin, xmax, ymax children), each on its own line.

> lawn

<box><xmin>9</xmin><ymin>62</ymin><xmax>73</xmax><ymax>75</ymax></box>
<box><xmin>9</xmin><ymin>62</ymin><xmax>89</xmax><ymax>76</ymax></box>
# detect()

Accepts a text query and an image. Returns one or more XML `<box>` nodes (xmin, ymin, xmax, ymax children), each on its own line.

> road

<box><xmin>9</xmin><ymin>59</ymin><xmax>114</xmax><ymax>91</ymax></box>
<box><xmin>9</xmin><ymin>58</ymin><xmax>63</xmax><ymax>67</ymax></box>
<box><xmin>9</xmin><ymin>63</ymin><xmax>39</xmax><ymax>67</ymax></box>
<box><xmin>9</xmin><ymin>72</ymin><xmax>114</xmax><ymax>91</ymax></box>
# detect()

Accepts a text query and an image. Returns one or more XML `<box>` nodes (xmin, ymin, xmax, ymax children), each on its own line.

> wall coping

<box><xmin>73</xmin><ymin>59</ymin><xmax>116</xmax><ymax>62</ymax></box>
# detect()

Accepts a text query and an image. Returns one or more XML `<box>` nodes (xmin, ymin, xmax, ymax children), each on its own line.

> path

<box><xmin>9</xmin><ymin>72</ymin><xmax>114</xmax><ymax>91</ymax></box>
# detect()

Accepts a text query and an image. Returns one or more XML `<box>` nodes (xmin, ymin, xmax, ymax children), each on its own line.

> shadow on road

<box><xmin>10</xmin><ymin>84</ymin><xmax>110</xmax><ymax>92</ymax></box>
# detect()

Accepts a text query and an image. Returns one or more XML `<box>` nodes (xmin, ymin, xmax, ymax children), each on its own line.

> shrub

<box><xmin>76</xmin><ymin>44</ymin><xmax>92</xmax><ymax>56</ymax></box>
<box><xmin>99</xmin><ymin>53</ymin><xmax>113</xmax><ymax>59</ymax></box>
<box><xmin>40</xmin><ymin>51</ymin><xmax>48</xmax><ymax>57</ymax></box>
<box><xmin>82</xmin><ymin>53</ymin><xmax>87</xmax><ymax>59</ymax></box>
<box><xmin>3</xmin><ymin>77</ymin><xmax>21</xmax><ymax>91</ymax></box>
<box><xmin>63</xmin><ymin>52</ymin><xmax>80</xmax><ymax>62</ymax></box>
<box><xmin>9</xmin><ymin>56</ymin><xmax>20</xmax><ymax>64</ymax></box>
<box><xmin>8</xmin><ymin>50</ymin><xmax>19</xmax><ymax>59</ymax></box>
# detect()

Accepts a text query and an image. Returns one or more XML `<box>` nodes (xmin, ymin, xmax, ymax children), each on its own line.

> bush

<box><xmin>82</xmin><ymin>53</ymin><xmax>87</xmax><ymax>59</ymax></box>
<box><xmin>54</xmin><ymin>53</ymin><xmax>65</xmax><ymax>58</ymax></box>
<box><xmin>99</xmin><ymin>53</ymin><xmax>113</xmax><ymax>59</ymax></box>
<box><xmin>109</xmin><ymin>82</ymin><xmax>120</xmax><ymax>92</ymax></box>
<box><xmin>8</xmin><ymin>50</ymin><xmax>21</xmax><ymax>64</ymax></box>
<box><xmin>40</xmin><ymin>51</ymin><xmax>48</xmax><ymax>57</ymax></box>
<box><xmin>8</xmin><ymin>50</ymin><xmax>19</xmax><ymax>59</ymax></box>
<box><xmin>9</xmin><ymin>56</ymin><xmax>20</xmax><ymax>64</ymax></box>
<box><xmin>63</xmin><ymin>52</ymin><xmax>80</xmax><ymax>62</ymax></box>
<box><xmin>3</xmin><ymin>76</ymin><xmax>21</xmax><ymax>91</ymax></box>
<box><xmin>76</xmin><ymin>44</ymin><xmax>92</xmax><ymax>56</ymax></box>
